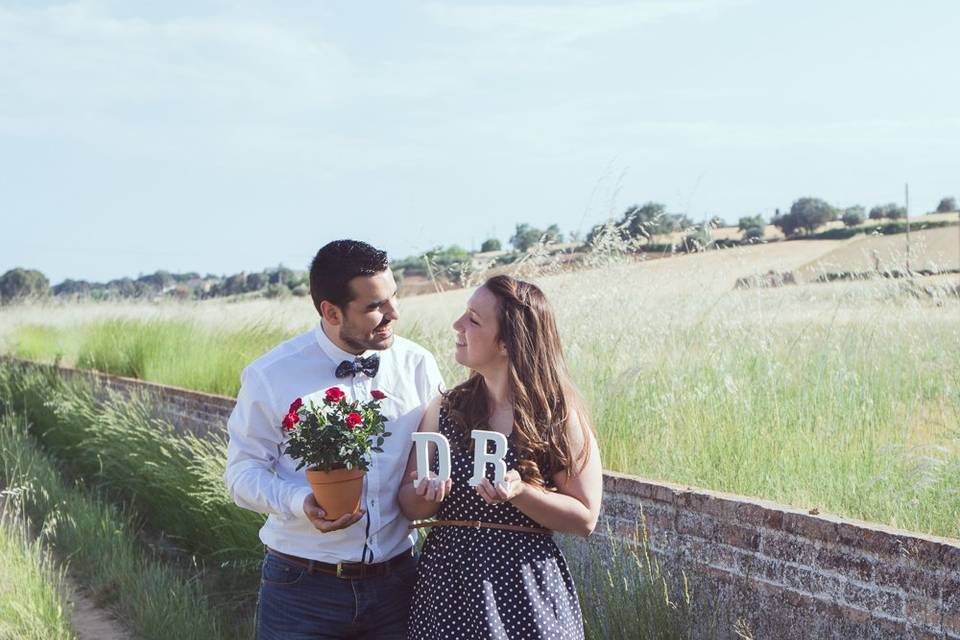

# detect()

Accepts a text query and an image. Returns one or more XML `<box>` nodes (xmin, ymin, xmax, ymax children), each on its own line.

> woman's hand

<box><xmin>409</xmin><ymin>470</ymin><xmax>453</xmax><ymax>503</ymax></box>
<box><xmin>475</xmin><ymin>469</ymin><xmax>524</xmax><ymax>504</ymax></box>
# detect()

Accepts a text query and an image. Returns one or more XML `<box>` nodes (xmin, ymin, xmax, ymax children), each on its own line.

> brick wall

<box><xmin>6</xmin><ymin>359</ymin><xmax>958</xmax><ymax>639</ymax></box>
<box><xmin>33</xmin><ymin>361</ymin><xmax>235</xmax><ymax>439</ymax></box>
<box><xmin>592</xmin><ymin>472</ymin><xmax>959</xmax><ymax>639</ymax></box>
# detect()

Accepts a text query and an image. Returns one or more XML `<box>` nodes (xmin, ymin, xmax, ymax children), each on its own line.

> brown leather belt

<box><xmin>264</xmin><ymin>546</ymin><xmax>411</xmax><ymax>579</ymax></box>
<box><xmin>410</xmin><ymin>520</ymin><xmax>551</xmax><ymax>535</ymax></box>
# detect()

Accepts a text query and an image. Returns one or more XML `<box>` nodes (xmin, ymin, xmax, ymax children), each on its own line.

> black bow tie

<box><xmin>335</xmin><ymin>354</ymin><xmax>380</xmax><ymax>378</ymax></box>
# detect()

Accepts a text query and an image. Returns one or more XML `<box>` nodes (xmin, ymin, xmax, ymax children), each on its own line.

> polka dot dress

<box><xmin>408</xmin><ymin>407</ymin><xmax>584</xmax><ymax>640</ymax></box>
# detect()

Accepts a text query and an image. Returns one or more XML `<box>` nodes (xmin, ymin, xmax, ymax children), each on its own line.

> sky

<box><xmin>1</xmin><ymin>0</ymin><xmax>958</xmax><ymax>284</ymax></box>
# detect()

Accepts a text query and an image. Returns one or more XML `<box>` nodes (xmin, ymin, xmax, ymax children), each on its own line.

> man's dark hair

<box><xmin>309</xmin><ymin>240</ymin><xmax>389</xmax><ymax>314</ymax></box>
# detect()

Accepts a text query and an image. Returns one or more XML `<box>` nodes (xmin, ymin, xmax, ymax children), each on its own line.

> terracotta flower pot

<box><xmin>305</xmin><ymin>467</ymin><xmax>365</xmax><ymax>521</ymax></box>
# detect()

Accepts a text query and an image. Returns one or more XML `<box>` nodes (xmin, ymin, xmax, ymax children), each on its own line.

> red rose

<box><xmin>282</xmin><ymin>413</ymin><xmax>297</xmax><ymax>431</ymax></box>
<box><xmin>346</xmin><ymin>412</ymin><xmax>362</xmax><ymax>428</ymax></box>
<box><xmin>371</xmin><ymin>390</ymin><xmax>386</xmax><ymax>400</ymax></box>
<box><xmin>325</xmin><ymin>387</ymin><xmax>345</xmax><ymax>403</ymax></box>
<box><xmin>289</xmin><ymin>398</ymin><xmax>303</xmax><ymax>412</ymax></box>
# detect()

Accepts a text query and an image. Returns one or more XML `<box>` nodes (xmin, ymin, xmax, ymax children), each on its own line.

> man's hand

<box><xmin>303</xmin><ymin>494</ymin><xmax>365</xmax><ymax>532</ymax></box>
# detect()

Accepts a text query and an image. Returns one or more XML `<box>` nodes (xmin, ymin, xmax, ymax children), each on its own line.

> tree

<box><xmin>269</xmin><ymin>266</ymin><xmax>296</xmax><ymax>285</ymax></box>
<box><xmin>870</xmin><ymin>203</ymin><xmax>906</xmax><ymax>220</ymax></box>
<box><xmin>619</xmin><ymin>202</ymin><xmax>690</xmax><ymax>243</ymax></box>
<box><xmin>52</xmin><ymin>279</ymin><xmax>93</xmax><ymax>297</ymax></box>
<box><xmin>884</xmin><ymin>203</ymin><xmax>906</xmax><ymax>220</ymax></box>
<box><xmin>738</xmin><ymin>215</ymin><xmax>765</xmax><ymax>232</ymax></box>
<box><xmin>841</xmin><ymin>206</ymin><xmax>865</xmax><ymax>227</ymax></box>
<box><xmin>544</xmin><ymin>224</ymin><xmax>564</xmax><ymax>244</ymax></box>
<box><xmin>936</xmin><ymin>197</ymin><xmax>956</xmax><ymax>213</ymax></box>
<box><xmin>222</xmin><ymin>273</ymin><xmax>248</xmax><ymax>296</ymax></box>
<box><xmin>136</xmin><ymin>270</ymin><xmax>174</xmax><ymax>292</ymax></box>
<box><xmin>246</xmin><ymin>272</ymin><xmax>269</xmax><ymax>291</ymax></box>
<box><xmin>425</xmin><ymin>245</ymin><xmax>471</xmax><ymax>267</ymax></box>
<box><xmin>789</xmin><ymin>197</ymin><xmax>833</xmax><ymax>234</ymax></box>
<box><xmin>771</xmin><ymin>210</ymin><xmax>800</xmax><ymax>237</ymax></box>
<box><xmin>509</xmin><ymin>224</ymin><xmax>562</xmax><ymax>252</ymax></box>
<box><xmin>737</xmin><ymin>215</ymin><xmax>765</xmax><ymax>240</ymax></box>
<box><xmin>0</xmin><ymin>268</ymin><xmax>50</xmax><ymax>303</ymax></box>
<box><xmin>480</xmin><ymin>238</ymin><xmax>501</xmax><ymax>252</ymax></box>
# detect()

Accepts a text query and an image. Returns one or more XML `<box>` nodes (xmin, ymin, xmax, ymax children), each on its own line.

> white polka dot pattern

<box><xmin>408</xmin><ymin>408</ymin><xmax>584</xmax><ymax>640</ymax></box>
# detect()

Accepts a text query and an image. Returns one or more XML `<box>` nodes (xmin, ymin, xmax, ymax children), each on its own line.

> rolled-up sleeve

<box><xmin>223</xmin><ymin>366</ymin><xmax>313</xmax><ymax>520</ymax></box>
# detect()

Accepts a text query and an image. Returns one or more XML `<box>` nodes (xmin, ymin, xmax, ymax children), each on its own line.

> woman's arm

<box><xmin>477</xmin><ymin>412</ymin><xmax>603</xmax><ymax>537</ymax></box>
<box><xmin>398</xmin><ymin>396</ymin><xmax>454</xmax><ymax>521</ymax></box>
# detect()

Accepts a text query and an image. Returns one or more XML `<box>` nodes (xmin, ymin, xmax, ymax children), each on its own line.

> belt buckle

<box><xmin>336</xmin><ymin>562</ymin><xmax>344</xmax><ymax>578</ymax></box>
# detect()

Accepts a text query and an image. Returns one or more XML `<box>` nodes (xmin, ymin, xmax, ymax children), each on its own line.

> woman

<box><xmin>399</xmin><ymin>275</ymin><xmax>603</xmax><ymax>640</ymax></box>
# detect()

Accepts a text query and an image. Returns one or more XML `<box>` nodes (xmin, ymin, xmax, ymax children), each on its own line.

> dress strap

<box><xmin>411</xmin><ymin>519</ymin><xmax>551</xmax><ymax>535</ymax></box>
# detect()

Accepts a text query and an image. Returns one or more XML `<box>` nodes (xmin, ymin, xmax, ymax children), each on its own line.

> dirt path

<box><xmin>64</xmin><ymin>575</ymin><xmax>133</xmax><ymax>640</ymax></box>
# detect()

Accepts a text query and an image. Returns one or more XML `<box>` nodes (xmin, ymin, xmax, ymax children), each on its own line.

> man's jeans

<box><xmin>256</xmin><ymin>550</ymin><xmax>417</xmax><ymax>639</ymax></box>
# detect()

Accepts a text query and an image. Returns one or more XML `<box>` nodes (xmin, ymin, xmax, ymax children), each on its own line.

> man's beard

<box><xmin>340</xmin><ymin>320</ymin><xmax>394</xmax><ymax>353</ymax></box>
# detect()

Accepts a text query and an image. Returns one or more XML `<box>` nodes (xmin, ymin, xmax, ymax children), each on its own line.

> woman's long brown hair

<box><xmin>443</xmin><ymin>275</ymin><xmax>593</xmax><ymax>487</ymax></box>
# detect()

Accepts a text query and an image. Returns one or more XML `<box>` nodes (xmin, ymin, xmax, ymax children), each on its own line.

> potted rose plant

<box><xmin>281</xmin><ymin>386</ymin><xmax>391</xmax><ymax>520</ymax></box>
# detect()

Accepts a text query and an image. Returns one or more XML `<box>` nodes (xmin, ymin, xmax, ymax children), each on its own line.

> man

<box><xmin>224</xmin><ymin>240</ymin><xmax>444</xmax><ymax>639</ymax></box>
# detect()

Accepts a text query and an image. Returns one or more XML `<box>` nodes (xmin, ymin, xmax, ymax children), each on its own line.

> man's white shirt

<box><xmin>224</xmin><ymin>323</ymin><xmax>444</xmax><ymax>563</ymax></box>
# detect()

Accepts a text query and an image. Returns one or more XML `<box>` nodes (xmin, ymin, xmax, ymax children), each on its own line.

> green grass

<box><xmin>0</xmin><ymin>409</ymin><xmax>234</xmax><ymax>640</ymax></box>
<box><xmin>3</xmin><ymin>264</ymin><xmax>959</xmax><ymax>540</ymax></box>
<box><xmin>0</xmin><ymin>501</ymin><xmax>75</xmax><ymax>640</ymax></box>
<box><xmin>0</xmin><ymin>364</ymin><xmax>265</xmax><ymax>564</ymax></box>
<box><xmin>11</xmin><ymin>319</ymin><xmax>291</xmax><ymax>396</ymax></box>
<box><xmin>559</xmin><ymin>519</ymin><xmax>725</xmax><ymax>640</ymax></box>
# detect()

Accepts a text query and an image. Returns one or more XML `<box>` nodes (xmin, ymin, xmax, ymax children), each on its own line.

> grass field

<box><xmin>800</xmin><ymin>226</ymin><xmax>960</xmax><ymax>276</ymax></box>
<box><xmin>1</xmin><ymin>236</ymin><xmax>958</xmax><ymax>540</ymax></box>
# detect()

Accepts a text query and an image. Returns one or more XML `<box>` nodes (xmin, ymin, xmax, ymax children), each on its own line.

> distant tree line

<box><xmin>0</xmin><ymin>265</ymin><xmax>309</xmax><ymax>306</ymax></box>
<box><xmin>5</xmin><ymin>193</ymin><xmax>954</xmax><ymax>305</ymax></box>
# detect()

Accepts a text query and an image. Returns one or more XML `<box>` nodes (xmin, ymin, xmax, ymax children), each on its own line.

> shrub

<box><xmin>936</xmin><ymin>197</ymin><xmax>957</xmax><ymax>213</ymax></box>
<box><xmin>869</xmin><ymin>203</ymin><xmax>906</xmax><ymax>220</ymax></box>
<box><xmin>480</xmin><ymin>238</ymin><xmax>501</xmax><ymax>252</ymax></box>
<box><xmin>842</xmin><ymin>207</ymin><xmax>865</xmax><ymax>227</ymax></box>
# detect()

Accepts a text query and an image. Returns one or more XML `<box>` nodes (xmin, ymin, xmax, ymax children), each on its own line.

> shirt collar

<box><xmin>314</xmin><ymin>321</ymin><xmax>378</xmax><ymax>366</ymax></box>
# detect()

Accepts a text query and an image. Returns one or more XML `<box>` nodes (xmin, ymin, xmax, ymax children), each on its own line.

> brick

<box><xmin>716</xmin><ymin>521</ymin><xmax>762</xmax><ymax>551</ymax></box>
<box><xmin>781</xmin><ymin>564</ymin><xmax>839</xmax><ymax>598</ymax></box>
<box><xmin>906</xmin><ymin>595</ymin><xmax>944</xmax><ymax>631</ymax></box>
<box><xmin>874</xmin><ymin>562</ymin><xmax>942</xmax><ymax>600</ymax></box>
<box><xmin>815</xmin><ymin>546</ymin><xmax>875</xmax><ymax>582</ymax></box>
<box><xmin>782</xmin><ymin>512</ymin><xmax>840</xmax><ymax>543</ymax></box>
<box><xmin>683</xmin><ymin>536</ymin><xmax>718</xmax><ymax>566</ymax></box>
<box><xmin>676</xmin><ymin>511</ymin><xmax>716</xmax><ymax>538</ymax></box>
<box><xmin>743</xmin><ymin>554</ymin><xmax>785</xmax><ymax>583</ymax></box>
<box><xmin>606</xmin><ymin>496</ymin><xmax>647</xmax><ymax>522</ymax></box>
<box><xmin>760</xmin><ymin>530</ymin><xmax>819</xmax><ymax>565</ymax></box>
<box><xmin>945</xmin><ymin>581</ymin><xmax>960</xmax><ymax>634</ymax></box>
<box><xmin>736</xmin><ymin>501</ymin><xmax>784</xmax><ymax>530</ymax></box>
<box><xmin>841</xmin><ymin>581</ymin><xmax>904</xmax><ymax>618</ymax></box>
<box><xmin>866</xmin><ymin>616</ymin><xmax>909</xmax><ymax>637</ymax></box>
<box><xmin>642</xmin><ymin>504</ymin><xmax>677</xmax><ymax>532</ymax></box>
